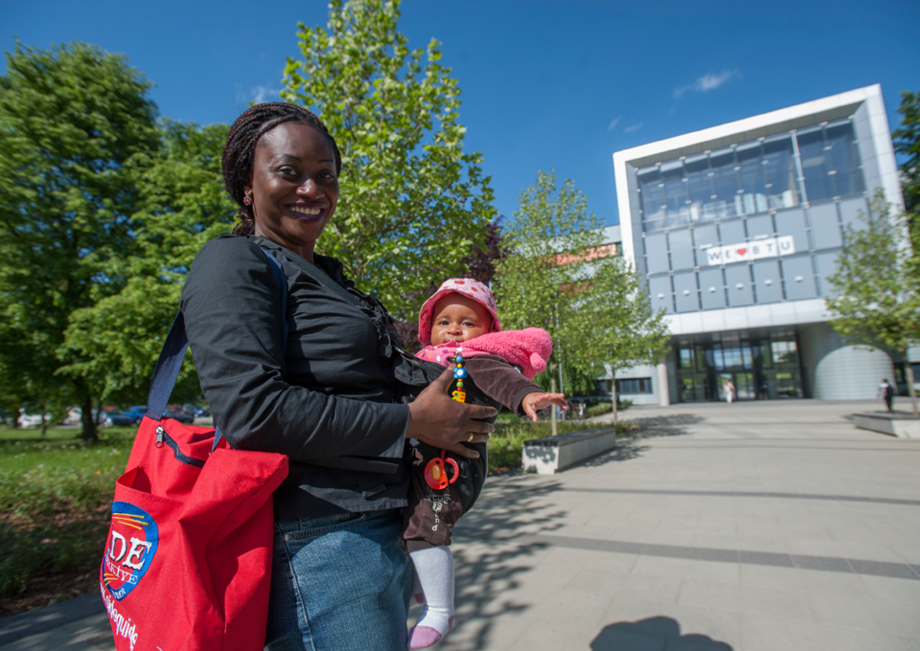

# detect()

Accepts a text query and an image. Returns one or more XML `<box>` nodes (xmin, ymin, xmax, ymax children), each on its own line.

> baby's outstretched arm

<box><xmin>521</xmin><ymin>392</ymin><xmax>568</xmax><ymax>422</ymax></box>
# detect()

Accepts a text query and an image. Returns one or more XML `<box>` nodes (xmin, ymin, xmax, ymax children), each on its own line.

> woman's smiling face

<box><xmin>246</xmin><ymin>121</ymin><xmax>339</xmax><ymax>261</ymax></box>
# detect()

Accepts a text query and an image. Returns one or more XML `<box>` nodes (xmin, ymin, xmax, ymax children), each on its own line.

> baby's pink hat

<box><xmin>418</xmin><ymin>278</ymin><xmax>501</xmax><ymax>346</ymax></box>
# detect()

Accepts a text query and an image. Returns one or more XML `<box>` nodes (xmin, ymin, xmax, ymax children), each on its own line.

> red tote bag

<box><xmin>100</xmin><ymin>247</ymin><xmax>289</xmax><ymax>651</ymax></box>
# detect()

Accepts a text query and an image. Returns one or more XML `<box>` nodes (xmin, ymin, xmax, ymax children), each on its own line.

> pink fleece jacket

<box><xmin>414</xmin><ymin>327</ymin><xmax>553</xmax><ymax>380</ymax></box>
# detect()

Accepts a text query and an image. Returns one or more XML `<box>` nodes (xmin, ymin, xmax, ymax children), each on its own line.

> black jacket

<box><xmin>180</xmin><ymin>235</ymin><xmax>410</xmax><ymax>520</ymax></box>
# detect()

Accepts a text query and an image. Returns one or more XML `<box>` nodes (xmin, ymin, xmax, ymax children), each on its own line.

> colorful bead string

<box><xmin>451</xmin><ymin>349</ymin><xmax>468</xmax><ymax>403</ymax></box>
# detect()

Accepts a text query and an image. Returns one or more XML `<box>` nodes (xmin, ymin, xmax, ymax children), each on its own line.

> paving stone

<box><xmin>630</xmin><ymin>556</ymin><xmax>740</xmax><ymax>585</ymax></box>
<box><xmin>565</xmin><ymin>570</ymin><xmax>684</xmax><ymax>604</ymax></box>
<box><xmin>858</xmin><ymin>574</ymin><xmax>920</xmax><ymax>604</ymax></box>
<box><xmin>741</xmin><ymin>613</ymin><xmax>834</xmax><ymax>651</ymax></box>
<box><xmin>678</xmin><ymin>579</ymin><xmax>816</xmax><ymax>622</ymax></box>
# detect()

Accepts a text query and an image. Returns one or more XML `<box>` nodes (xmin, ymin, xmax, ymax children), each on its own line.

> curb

<box><xmin>0</xmin><ymin>591</ymin><xmax>104</xmax><ymax>647</ymax></box>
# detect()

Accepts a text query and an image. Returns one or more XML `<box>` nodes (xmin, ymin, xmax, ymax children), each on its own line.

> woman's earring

<box><xmin>243</xmin><ymin>195</ymin><xmax>252</xmax><ymax>206</ymax></box>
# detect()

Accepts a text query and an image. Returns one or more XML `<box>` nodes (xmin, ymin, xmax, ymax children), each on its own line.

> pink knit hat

<box><xmin>418</xmin><ymin>278</ymin><xmax>501</xmax><ymax>346</ymax></box>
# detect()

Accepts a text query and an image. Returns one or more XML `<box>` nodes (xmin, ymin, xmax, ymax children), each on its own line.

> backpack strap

<box><xmin>145</xmin><ymin>247</ymin><xmax>289</xmax><ymax>439</ymax></box>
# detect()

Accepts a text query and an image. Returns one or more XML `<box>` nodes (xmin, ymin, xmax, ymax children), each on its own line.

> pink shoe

<box><xmin>407</xmin><ymin>618</ymin><xmax>454</xmax><ymax>649</ymax></box>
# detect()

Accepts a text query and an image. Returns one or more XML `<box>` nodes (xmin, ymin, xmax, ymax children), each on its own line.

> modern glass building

<box><xmin>610</xmin><ymin>85</ymin><xmax>917</xmax><ymax>404</ymax></box>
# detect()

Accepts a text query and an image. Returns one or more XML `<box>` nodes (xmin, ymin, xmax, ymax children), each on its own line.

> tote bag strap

<box><xmin>145</xmin><ymin>246</ymin><xmax>289</xmax><ymax>428</ymax></box>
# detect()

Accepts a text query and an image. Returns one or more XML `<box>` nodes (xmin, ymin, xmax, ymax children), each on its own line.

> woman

<box><xmin>180</xmin><ymin>103</ymin><xmax>496</xmax><ymax>651</ymax></box>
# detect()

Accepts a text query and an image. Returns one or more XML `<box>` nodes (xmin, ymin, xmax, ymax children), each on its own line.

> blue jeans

<box><xmin>265</xmin><ymin>509</ymin><xmax>413</xmax><ymax>651</ymax></box>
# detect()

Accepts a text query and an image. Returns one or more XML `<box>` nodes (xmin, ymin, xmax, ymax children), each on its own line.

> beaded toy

<box><xmin>424</xmin><ymin>348</ymin><xmax>468</xmax><ymax>490</ymax></box>
<box><xmin>450</xmin><ymin>350</ymin><xmax>468</xmax><ymax>403</ymax></box>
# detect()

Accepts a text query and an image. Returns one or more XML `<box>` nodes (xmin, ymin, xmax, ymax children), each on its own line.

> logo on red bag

<box><xmin>102</xmin><ymin>501</ymin><xmax>159</xmax><ymax>601</ymax></box>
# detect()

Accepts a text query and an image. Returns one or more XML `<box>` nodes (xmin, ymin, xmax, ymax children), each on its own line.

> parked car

<box><xmin>182</xmin><ymin>403</ymin><xmax>211</xmax><ymax>418</ymax></box>
<box><xmin>19</xmin><ymin>409</ymin><xmax>52</xmax><ymax>428</ymax></box>
<box><xmin>100</xmin><ymin>409</ymin><xmax>134</xmax><ymax>427</ymax></box>
<box><xmin>164</xmin><ymin>406</ymin><xmax>194</xmax><ymax>424</ymax></box>
<box><xmin>124</xmin><ymin>405</ymin><xmax>147</xmax><ymax>424</ymax></box>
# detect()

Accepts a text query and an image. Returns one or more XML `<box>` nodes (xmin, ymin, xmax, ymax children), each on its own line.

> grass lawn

<box><xmin>0</xmin><ymin>425</ymin><xmax>135</xmax><ymax>617</ymax></box>
<box><xmin>0</xmin><ymin>416</ymin><xmax>633</xmax><ymax>617</ymax></box>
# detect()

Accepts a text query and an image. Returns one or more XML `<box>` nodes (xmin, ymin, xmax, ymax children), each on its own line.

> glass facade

<box><xmin>636</xmin><ymin>117</ymin><xmax>868</xmax><ymax>313</ymax></box>
<box><xmin>616</xmin><ymin>378</ymin><xmax>653</xmax><ymax>395</ymax></box>
<box><xmin>676</xmin><ymin>331</ymin><xmax>803</xmax><ymax>402</ymax></box>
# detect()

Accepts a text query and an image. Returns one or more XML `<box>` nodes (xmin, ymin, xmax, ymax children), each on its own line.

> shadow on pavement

<box><xmin>574</xmin><ymin>414</ymin><xmax>703</xmax><ymax>469</ymax></box>
<box><xmin>458</xmin><ymin>478</ymin><xmax>566</xmax><ymax>539</ymax></box>
<box><xmin>576</xmin><ymin>439</ymin><xmax>651</xmax><ymax>467</ymax></box>
<box><xmin>630</xmin><ymin>413</ymin><xmax>704</xmax><ymax>438</ymax></box>
<box><xmin>591</xmin><ymin>616</ymin><xmax>733</xmax><ymax>650</ymax></box>
<box><xmin>447</xmin><ymin>480</ymin><xmax>565</xmax><ymax>649</ymax></box>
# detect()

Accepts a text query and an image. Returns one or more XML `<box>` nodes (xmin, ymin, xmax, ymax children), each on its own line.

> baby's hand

<box><xmin>521</xmin><ymin>392</ymin><xmax>568</xmax><ymax>422</ymax></box>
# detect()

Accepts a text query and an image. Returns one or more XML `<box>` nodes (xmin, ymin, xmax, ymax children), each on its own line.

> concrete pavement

<box><xmin>4</xmin><ymin>399</ymin><xmax>919</xmax><ymax>650</ymax></box>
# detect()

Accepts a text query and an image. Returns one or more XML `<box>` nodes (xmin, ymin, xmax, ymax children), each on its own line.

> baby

<box><xmin>405</xmin><ymin>278</ymin><xmax>567</xmax><ymax>648</ymax></box>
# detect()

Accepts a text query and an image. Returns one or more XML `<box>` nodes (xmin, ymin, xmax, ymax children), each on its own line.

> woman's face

<box><xmin>245</xmin><ymin>121</ymin><xmax>339</xmax><ymax>260</ymax></box>
<box><xmin>429</xmin><ymin>294</ymin><xmax>493</xmax><ymax>345</ymax></box>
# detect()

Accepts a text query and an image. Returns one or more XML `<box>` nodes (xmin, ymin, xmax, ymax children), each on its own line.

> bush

<box><xmin>587</xmin><ymin>402</ymin><xmax>612</xmax><ymax>417</ymax></box>
<box><xmin>0</xmin><ymin>427</ymin><xmax>134</xmax><ymax>598</ymax></box>
<box><xmin>586</xmin><ymin>398</ymin><xmax>633</xmax><ymax>418</ymax></box>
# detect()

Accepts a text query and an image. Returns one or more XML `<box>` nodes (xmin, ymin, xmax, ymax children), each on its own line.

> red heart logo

<box><xmin>737</xmin><ymin>248</ymin><xmax>747</xmax><ymax>256</ymax></box>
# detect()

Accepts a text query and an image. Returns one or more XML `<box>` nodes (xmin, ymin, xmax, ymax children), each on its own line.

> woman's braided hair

<box><xmin>222</xmin><ymin>102</ymin><xmax>342</xmax><ymax>236</ymax></box>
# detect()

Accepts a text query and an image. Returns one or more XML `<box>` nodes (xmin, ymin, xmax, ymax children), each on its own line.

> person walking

<box><xmin>723</xmin><ymin>378</ymin><xmax>735</xmax><ymax>405</ymax></box>
<box><xmin>878</xmin><ymin>378</ymin><xmax>895</xmax><ymax>412</ymax></box>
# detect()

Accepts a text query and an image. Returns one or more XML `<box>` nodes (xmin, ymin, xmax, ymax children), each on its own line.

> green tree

<box><xmin>0</xmin><ymin>41</ymin><xmax>159</xmax><ymax>440</ymax></box>
<box><xmin>494</xmin><ymin>171</ymin><xmax>611</xmax><ymax>434</ymax></box>
<box><xmin>569</xmin><ymin>254</ymin><xmax>670</xmax><ymax>430</ymax></box>
<box><xmin>58</xmin><ymin>120</ymin><xmax>236</xmax><ymax>409</ymax></box>
<box><xmin>893</xmin><ymin>89</ymin><xmax>920</xmax><ymax>250</ymax></box>
<box><xmin>282</xmin><ymin>0</ymin><xmax>496</xmax><ymax>321</ymax></box>
<box><xmin>825</xmin><ymin>190</ymin><xmax>920</xmax><ymax>416</ymax></box>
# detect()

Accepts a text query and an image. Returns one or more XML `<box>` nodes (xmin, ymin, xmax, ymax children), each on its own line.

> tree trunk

<box><xmin>611</xmin><ymin>371</ymin><xmax>619</xmax><ymax>433</ymax></box>
<box><xmin>905</xmin><ymin>353</ymin><xmax>918</xmax><ymax>418</ymax></box>
<box><xmin>550</xmin><ymin>375</ymin><xmax>558</xmax><ymax>437</ymax></box>
<box><xmin>39</xmin><ymin>401</ymin><xmax>47</xmax><ymax>437</ymax></box>
<box><xmin>81</xmin><ymin>393</ymin><xmax>97</xmax><ymax>442</ymax></box>
<box><xmin>557</xmin><ymin>362</ymin><xmax>565</xmax><ymax>422</ymax></box>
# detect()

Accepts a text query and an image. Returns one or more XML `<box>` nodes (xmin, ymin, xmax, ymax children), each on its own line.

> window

<box><xmin>684</xmin><ymin>154</ymin><xmax>713</xmax><ymax>223</ymax></box>
<box><xmin>762</xmin><ymin>135</ymin><xmax>798</xmax><ymax>210</ymax></box>
<box><xmin>638</xmin><ymin>167</ymin><xmax>667</xmax><ymax>231</ymax></box>
<box><xmin>708</xmin><ymin>149</ymin><xmax>740</xmax><ymax>220</ymax></box>
<box><xmin>679</xmin><ymin>348</ymin><xmax>695</xmax><ymax>369</ymax></box>
<box><xmin>662</xmin><ymin>161</ymin><xmax>689</xmax><ymax>227</ymax></box>
<box><xmin>636</xmin><ymin>118</ymin><xmax>864</xmax><ymax>235</ymax></box>
<box><xmin>823</xmin><ymin>120</ymin><xmax>864</xmax><ymax>199</ymax></box>
<box><xmin>776</xmin><ymin>372</ymin><xmax>797</xmax><ymax>397</ymax></box>
<box><xmin>617</xmin><ymin>378</ymin><xmax>653</xmax><ymax>394</ymax></box>
<box><xmin>772</xmin><ymin>340</ymin><xmax>798</xmax><ymax>365</ymax></box>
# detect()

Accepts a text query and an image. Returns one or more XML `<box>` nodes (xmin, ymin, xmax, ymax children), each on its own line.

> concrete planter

<box><xmin>850</xmin><ymin>412</ymin><xmax>920</xmax><ymax>439</ymax></box>
<box><xmin>522</xmin><ymin>427</ymin><xmax>618</xmax><ymax>474</ymax></box>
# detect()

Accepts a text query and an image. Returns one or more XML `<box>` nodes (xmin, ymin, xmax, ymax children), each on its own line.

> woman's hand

<box><xmin>407</xmin><ymin>367</ymin><xmax>497</xmax><ymax>459</ymax></box>
<box><xmin>521</xmin><ymin>392</ymin><xmax>568</xmax><ymax>422</ymax></box>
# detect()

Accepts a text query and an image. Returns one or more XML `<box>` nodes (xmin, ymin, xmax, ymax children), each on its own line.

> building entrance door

<box><xmin>717</xmin><ymin>372</ymin><xmax>755</xmax><ymax>401</ymax></box>
<box><xmin>676</xmin><ymin>334</ymin><xmax>803</xmax><ymax>403</ymax></box>
<box><xmin>734</xmin><ymin>372</ymin><xmax>755</xmax><ymax>400</ymax></box>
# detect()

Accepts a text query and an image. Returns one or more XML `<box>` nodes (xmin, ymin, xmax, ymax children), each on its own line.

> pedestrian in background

<box><xmin>723</xmin><ymin>378</ymin><xmax>735</xmax><ymax>404</ymax></box>
<box><xmin>878</xmin><ymin>378</ymin><xmax>895</xmax><ymax>412</ymax></box>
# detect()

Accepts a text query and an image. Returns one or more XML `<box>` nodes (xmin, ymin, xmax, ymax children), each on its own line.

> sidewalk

<box><xmin>4</xmin><ymin>399</ymin><xmax>919</xmax><ymax>650</ymax></box>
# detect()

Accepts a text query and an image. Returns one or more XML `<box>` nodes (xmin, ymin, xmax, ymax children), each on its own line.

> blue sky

<box><xmin>2</xmin><ymin>0</ymin><xmax>918</xmax><ymax>225</ymax></box>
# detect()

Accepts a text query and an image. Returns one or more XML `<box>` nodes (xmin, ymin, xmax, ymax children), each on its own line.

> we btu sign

<box><xmin>705</xmin><ymin>236</ymin><xmax>795</xmax><ymax>266</ymax></box>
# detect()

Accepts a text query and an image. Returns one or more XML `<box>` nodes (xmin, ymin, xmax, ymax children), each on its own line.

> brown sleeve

<box><xmin>464</xmin><ymin>354</ymin><xmax>542</xmax><ymax>417</ymax></box>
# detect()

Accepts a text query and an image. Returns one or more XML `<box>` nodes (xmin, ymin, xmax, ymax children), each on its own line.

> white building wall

<box><xmin>799</xmin><ymin>324</ymin><xmax>894</xmax><ymax>400</ymax></box>
<box><xmin>601</xmin><ymin>363</ymin><xmax>661</xmax><ymax>405</ymax></box>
